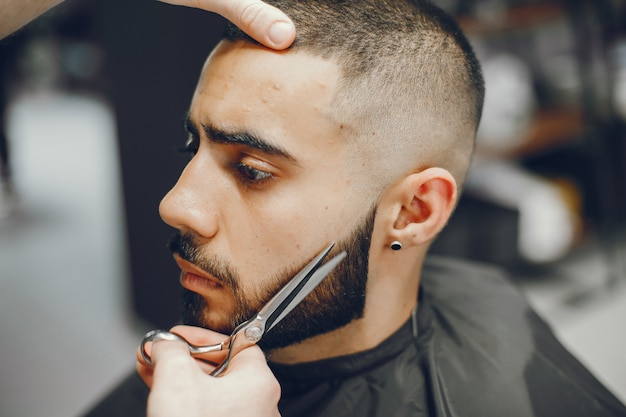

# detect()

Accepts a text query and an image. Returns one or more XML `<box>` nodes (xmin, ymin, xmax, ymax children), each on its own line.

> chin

<box><xmin>181</xmin><ymin>290</ymin><xmax>238</xmax><ymax>334</ymax></box>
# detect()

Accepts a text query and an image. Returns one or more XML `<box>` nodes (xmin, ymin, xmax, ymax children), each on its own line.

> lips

<box><xmin>173</xmin><ymin>254</ymin><xmax>224</xmax><ymax>292</ymax></box>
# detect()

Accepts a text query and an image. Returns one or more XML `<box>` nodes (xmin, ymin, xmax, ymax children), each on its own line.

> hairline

<box><xmin>218</xmin><ymin>1</ymin><xmax>484</xmax><ymax>192</ymax></box>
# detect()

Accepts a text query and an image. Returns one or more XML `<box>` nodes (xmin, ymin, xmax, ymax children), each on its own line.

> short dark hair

<box><xmin>224</xmin><ymin>0</ymin><xmax>484</xmax><ymax>187</ymax></box>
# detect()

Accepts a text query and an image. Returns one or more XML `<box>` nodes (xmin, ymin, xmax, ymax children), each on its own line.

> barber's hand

<box><xmin>157</xmin><ymin>0</ymin><xmax>295</xmax><ymax>49</ymax></box>
<box><xmin>137</xmin><ymin>325</ymin><xmax>281</xmax><ymax>417</ymax></box>
<box><xmin>1</xmin><ymin>0</ymin><xmax>64</xmax><ymax>39</ymax></box>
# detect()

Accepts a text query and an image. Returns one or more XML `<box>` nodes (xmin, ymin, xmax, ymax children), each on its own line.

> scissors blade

<box><xmin>255</xmin><ymin>242</ymin><xmax>340</xmax><ymax>332</ymax></box>
<box><xmin>266</xmin><ymin>250</ymin><xmax>346</xmax><ymax>332</ymax></box>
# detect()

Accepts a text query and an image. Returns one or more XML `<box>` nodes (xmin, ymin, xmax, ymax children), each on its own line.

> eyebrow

<box><xmin>184</xmin><ymin>115</ymin><xmax>297</xmax><ymax>163</ymax></box>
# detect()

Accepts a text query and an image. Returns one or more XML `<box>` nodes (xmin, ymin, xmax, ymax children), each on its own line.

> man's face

<box><xmin>159</xmin><ymin>42</ymin><xmax>377</xmax><ymax>349</ymax></box>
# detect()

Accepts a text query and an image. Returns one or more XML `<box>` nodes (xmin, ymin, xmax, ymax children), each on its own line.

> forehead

<box><xmin>190</xmin><ymin>41</ymin><xmax>343</xmax><ymax>154</ymax></box>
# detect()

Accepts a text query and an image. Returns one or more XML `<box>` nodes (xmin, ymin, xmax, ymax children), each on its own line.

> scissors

<box><xmin>140</xmin><ymin>242</ymin><xmax>346</xmax><ymax>376</ymax></box>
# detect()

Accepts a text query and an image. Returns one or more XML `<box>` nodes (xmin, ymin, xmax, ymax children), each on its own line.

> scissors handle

<box><xmin>140</xmin><ymin>329</ymin><xmax>226</xmax><ymax>366</ymax></box>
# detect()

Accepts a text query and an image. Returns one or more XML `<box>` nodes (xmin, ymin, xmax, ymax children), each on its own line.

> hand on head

<box><xmin>2</xmin><ymin>0</ymin><xmax>295</xmax><ymax>50</ymax></box>
<box><xmin>157</xmin><ymin>0</ymin><xmax>295</xmax><ymax>49</ymax></box>
<box><xmin>137</xmin><ymin>325</ymin><xmax>281</xmax><ymax>417</ymax></box>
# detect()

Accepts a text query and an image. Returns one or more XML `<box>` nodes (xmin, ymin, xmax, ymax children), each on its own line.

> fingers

<box><xmin>136</xmin><ymin>355</ymin><xmax>154</xmax><ymax>387</ymax></box>
<box><xmin>0</xmin><ymin>0</ymin><xmax>64</xmax><ymax>39</ymax></box>
<box><xmin>158</xmin><ymin>0</ymin><xmax>295</xmax><ymax>49</ymax></box>
<box><xmin>151</xmin><ymin>338</ymin><xmax>198</xmax><ymax>375</ymax></box>
<box><xmin>137</xmin><ymin>325</ymin><xmax>231</xmax><ymax>387</ymax></box>
<box><xmin>222</xmin><ymin>345</ymin><xmax>281</xmax><ymax>407</ymax></box>
<box><xmin>139</xmin><ymin>328</ymin><xmax>282</xmax><ymax>417</ymax></box>
<box><xmin>169</xmin><ymin>325</ymin><xmax>230</xmax><ymax>368</ymax></box>
<box><xmin>137</xmin><ymin>338</ymin><xmax>198</xmax><ymax>388</ymax></box>
<box><xmin>169</xmin><ymin>324</ymin><xmax>228</xmax><ymax>345</ymax></box>
<box><xmin>147</xmin><ymin>340</ymin><xmax>204</xmax><ymax>417</ymax></box>
<box><xmin>224</xmin><ymin>342</ymin><xmax>268</xmax><ymax>374</ymax></box>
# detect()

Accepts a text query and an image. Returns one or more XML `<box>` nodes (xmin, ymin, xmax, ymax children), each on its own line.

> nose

<box><xmin>159</xmin><ymin>158</ymin><xmax>220</xmax><ymax>239</ymax></box>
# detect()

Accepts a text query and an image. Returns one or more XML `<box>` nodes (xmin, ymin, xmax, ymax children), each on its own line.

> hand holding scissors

<box><xmin>141</xmin><ymin>328</ymin><xmax>282</xmax><ymax>417</ymax></box>
<box><xmin>140</xmin><ymin>243</ymin><xmax>346</xmax><ymax>376</ymax></box>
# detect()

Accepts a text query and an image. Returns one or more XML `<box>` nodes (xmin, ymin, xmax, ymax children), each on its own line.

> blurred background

<box><xmin>0</xmin><ymin>0</ymin><xmax>625</xmax><ymax>415</ymax></box>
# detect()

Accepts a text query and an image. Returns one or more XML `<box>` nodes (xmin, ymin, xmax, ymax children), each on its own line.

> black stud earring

<box><xmin>390</xmin><ymin>241</ymin><xmax>402</xmax><ymax>251</ymax></box>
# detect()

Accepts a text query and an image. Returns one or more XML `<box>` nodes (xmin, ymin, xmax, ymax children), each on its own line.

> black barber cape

<box><xmin>84</xmin><ymin>256</ymin><xmax>626</xmax><ymax>417</ymax></box>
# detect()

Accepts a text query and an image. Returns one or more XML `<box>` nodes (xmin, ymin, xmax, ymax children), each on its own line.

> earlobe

<box><xmin>392</xmin><ymin>168</ymin><xmax>457</xmax><ymax>247</ymax></box>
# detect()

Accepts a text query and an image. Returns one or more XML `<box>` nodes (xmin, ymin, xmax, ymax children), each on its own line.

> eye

<box><xmin>178</xmin><ymin>135</ymin><xmax>198</xmax><ymax>156</ymax></box>
<box><xmin>236</xmin><ymin>162</ymin><xmax>274</xmax><ymax>185</ymax></box>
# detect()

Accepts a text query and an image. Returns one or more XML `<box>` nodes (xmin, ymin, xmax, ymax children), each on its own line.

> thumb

<box><xmin>222</xmin><ymin>343</ymin><xmax>268</xmax><ymax>374</ymax></box>
<box><xmin>158</xmin><ymin>0</ymin><xmax>296</xmax><ymax>49</ymax></box>
<box><xmin>137</xmin><ymin>336</ymin><xmax>192</xmax><ymax>388</ymax></box>
<box><xmin>147</xmin><ymin>340</ymin><xmax>204</xmax><ymax>417</ymax></box>
<box><xmin>151</xmin><ymin>338</ymin><xmax>201</xmax><ymax>385</ymax></box>
<box><xmin>151</xmin><ymin>337</ymin><xmax>192</xmax><ymax>363</ymax></box>
<box><xmin>221</xmin><ymin>345</ymin><xmax>282</xmax><ymax>406</ymax></box>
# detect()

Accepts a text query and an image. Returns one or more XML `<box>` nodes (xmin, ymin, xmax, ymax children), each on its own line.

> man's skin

<box><xmin>137</xmin><ymin>38</ymin><xmax>458</xmax><ymax>388</ymax></box>
<box><xmin>0</xmin><ymin>1</ymin><xmax>292</xmax><ymax>415</ymax></box>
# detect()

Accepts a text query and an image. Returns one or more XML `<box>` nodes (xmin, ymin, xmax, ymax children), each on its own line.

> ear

<box><xmin>387</xmin><ymin>167</ymin><xmax>457</xmax><ymax>248</ymax></box>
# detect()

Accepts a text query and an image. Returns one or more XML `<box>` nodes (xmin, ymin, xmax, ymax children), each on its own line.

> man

<box><xmin>1</xmin><ymin>0</ymin><xmax>290</xmax><ymax>416</ymax></box>
<box><xmin>91</xmin><ymin>0</ymin><xmax>625</xmax><ymax>415</ymax></box>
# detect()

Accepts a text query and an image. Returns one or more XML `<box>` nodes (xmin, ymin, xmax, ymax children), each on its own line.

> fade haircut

<box><xmin>224</xmin><ymin>0</ymin><xmax>484</xmax><ymax>194</ymax></box>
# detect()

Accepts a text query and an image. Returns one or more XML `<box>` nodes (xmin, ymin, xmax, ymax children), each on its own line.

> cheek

<box><xmin>231</xmin><ymin>194</ymin><xmax>331</xmax><ymax>270</ymax></box>
<box><xmin>225</xmin><ymin>168</ymin><xmax>369</xmax><ymax>278</ymax></box>
<box><xmin>249</xmin><ymin>197</ymin><xmax>314</xmax><ymax>249</ymax></box>
<box><xmin>260</xmin><ymin>196</ymin><xmax>361</xmax><ymax>253</ymax></box>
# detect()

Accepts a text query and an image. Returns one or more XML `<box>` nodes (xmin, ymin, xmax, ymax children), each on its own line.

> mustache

<box><xmin>168</xmin><ymin>233</ymin><xmax>239</xmax><ymax>292</ymax></box>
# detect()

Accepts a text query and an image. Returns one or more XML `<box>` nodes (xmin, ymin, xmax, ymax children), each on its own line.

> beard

<box><xmin>170</xmin><ymin>206</ymin><xmax>376</xmax><ymax>351</ymax></box>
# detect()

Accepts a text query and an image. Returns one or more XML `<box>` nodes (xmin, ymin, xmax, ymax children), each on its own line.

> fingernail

<box><xmin>269</xmin><ymin>21</ymin><xmax>294</xmax><ymax>47</ymax></box>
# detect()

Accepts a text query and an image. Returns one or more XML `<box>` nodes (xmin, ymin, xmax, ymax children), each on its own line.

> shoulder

<box><xmin>417</xmin><ymin>255</ymin><xmax>626</xmax><ymax>417</ymax></box>
<box><xmin>422</xmin><ymin>254</ymin><xmax>517</xmax><ymax>293</ymax></box>
<box><xmin>421</xmin><ymin>255</ymin><xmax>530</xmax><ymax>326</ymax></box>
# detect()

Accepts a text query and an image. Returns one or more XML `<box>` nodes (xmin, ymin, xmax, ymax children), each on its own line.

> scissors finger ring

<box><xmin>140</xmin><ymin>329</ymin><xmax>225</xmax><ymax>366</ymax></box>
